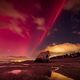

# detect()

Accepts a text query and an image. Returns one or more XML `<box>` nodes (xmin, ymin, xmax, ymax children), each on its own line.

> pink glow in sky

<box><xmin>0</xmin><ymin>0</ymin><xmax>66</xmax><ymax>58</ymax></box>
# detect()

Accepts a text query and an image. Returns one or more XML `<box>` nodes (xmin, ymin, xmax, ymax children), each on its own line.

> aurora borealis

<box><xmin>0</xmin><ymin>0</ymin><xmax>66</xmax><ymax>58</ymax></box>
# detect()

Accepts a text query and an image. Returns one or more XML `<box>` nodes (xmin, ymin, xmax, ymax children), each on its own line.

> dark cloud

<box><xmin>64</xmin><ymin>0</ymin><xmax>80</xmax><ymax>10</ymax></box>
<box><xmin>72</xmin><ymin>31</ymin><xmax>80</xmax><ymax>35</ymax></box>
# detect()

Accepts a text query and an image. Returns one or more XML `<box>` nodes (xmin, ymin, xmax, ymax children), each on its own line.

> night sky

<box><xmin>0</xmin><ymin>0</ymin><xmax>66</xmax><ymax>58</ymax></box>
<box><xmin>39</xmin><ymin>9</ymin><xmax>80</xmax><ymax>49</ymax></box>
<box><xmin>39</xmin><ymin>0</ymin><xmax>80</xmax><ymax>50</ymax></box>
<box><xmin>0</xmin><ymin>0</ymin><xmax>80</xmax><ymax>58</ymax></box>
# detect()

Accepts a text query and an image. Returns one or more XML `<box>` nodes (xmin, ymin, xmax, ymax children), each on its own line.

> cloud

<box><xmin>0</xmin><ymin>1</ymin><xmax>31</xmax><ymax>38</ymax></box>
<box><xmin>35</xmin><ymin>3</ymin><xmax>42</xmax><ymax>10</ymax></box>
<box><xmin>0</xmin><ymin>18</ymin><xmax>30</xmax><ymax>38</ymax></box>
<box><xmin>33</xmin><ymin>17</ymin><xmax>46</xmax><ymax>31</ymax></box>
<box><xmin>64</xmin><ymin>0</ymin><xmax>80</xmax><ymax>10</ymax></box>
<box><xmin>8</xmin><ymin>20</ymin><xmax>23</xmax><ymax>36</ymax></box>
<box><xmin>33</xmin><ymin>17</ymin><xmax>45</xmax><ymax>26</ymax></box>
<box><xmin>0</xmin><ymin>0</ymin><xmax>26</xmax><ymax>21</ymax></box>
<box><xmin>44</xmin><ymin>43</ymin><xmax>80</xmax><ymax>57</ymax></box>
<box><xmin>72</xmin><ymin>31</ymin><xmax>80</xmax><ymax>35</ymax></box>
<box><xmin>53</xmin><ymin>28</ymin><xmax>59</xmax><ymax>32</ymax></box>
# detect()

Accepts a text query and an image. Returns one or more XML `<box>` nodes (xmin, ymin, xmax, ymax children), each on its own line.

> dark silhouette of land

<box><xmin>0</xmin><ymin>52</ymin><xmax>80</xmax><ymax>80</ymax></box>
